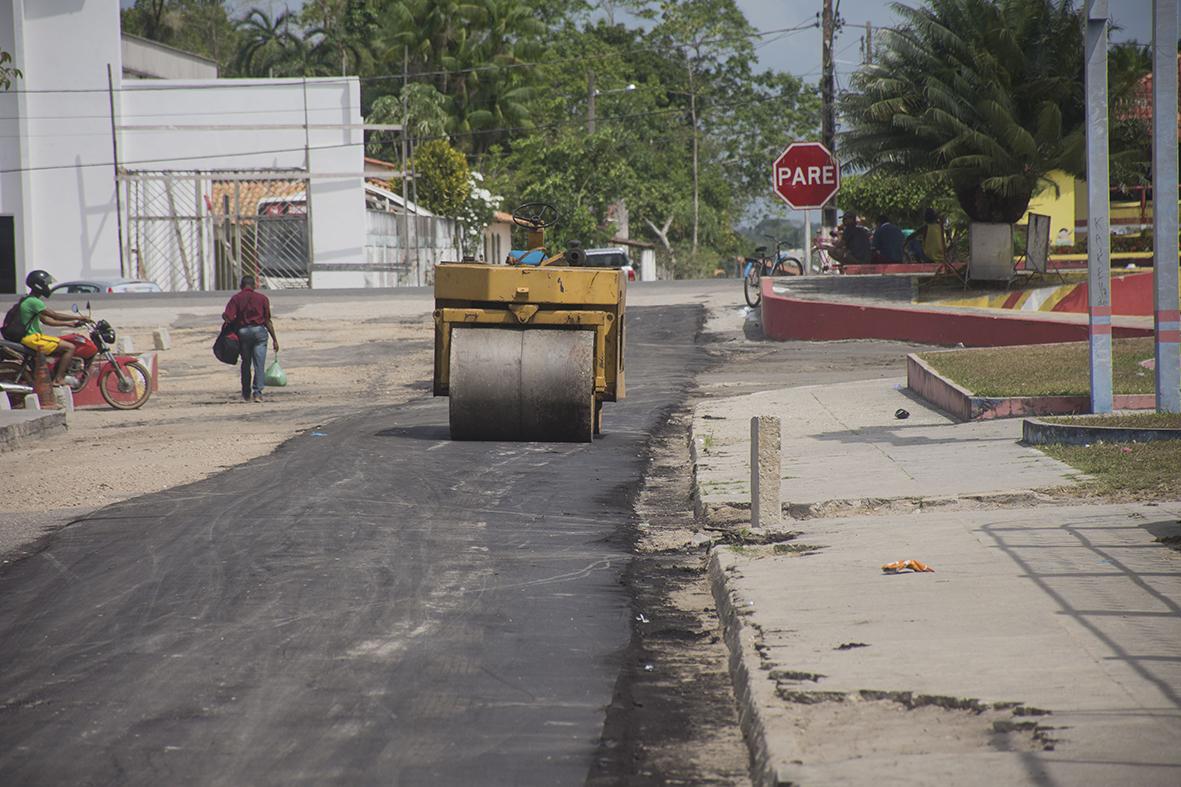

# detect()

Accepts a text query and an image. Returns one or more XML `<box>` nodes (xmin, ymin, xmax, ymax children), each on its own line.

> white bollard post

<box><xmin>153</xmin><ymin>328</ymin><xmax>171</xmax><ymax>351</ymax></box>
<box><xmin>751</xmin><ymin>415</ymin><xmax>782</xmax><ymax>528</ymax></box>
<box><xmin>0</xmin><ymin>392</ymin><xmax>10</xmax><ymax>410</ymax></box>
<box><xmin>116</xmin><ymin>335</ymin><xmax>136</xmax><ymax>354</ymax></box>
<box><xmin>54</xmin><ymin>386</ymin><xmax>74</xmax><ymax>424</ymax></box>
<box><xmin>23</xmin><ymin>394</ymin><xmax>41</xmax><ymax>411</ymax></box>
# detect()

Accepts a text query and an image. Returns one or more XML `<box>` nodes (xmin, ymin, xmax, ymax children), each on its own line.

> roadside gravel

<box><xmin>0</xmin><ymin>311</ymin><xmax>434</xmax><ymax>562</ymax></box>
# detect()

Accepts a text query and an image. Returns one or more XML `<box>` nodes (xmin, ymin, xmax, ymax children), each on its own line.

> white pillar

<box><xmin>750</xmin><ymin>416</ymin><xmax>781</xmax><ymax>528</ymax></box>
<box><xmin>1153</xmin><ymin>0</ymin><xmax>1180</xmax><ymax>412</ymax></box>
<box><xmin>1085</xmin><ymin>0</ymin><xmax>1113</xmax><ymax>413</ymax></box>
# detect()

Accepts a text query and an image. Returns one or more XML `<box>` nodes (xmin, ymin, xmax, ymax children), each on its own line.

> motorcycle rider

<box><xmin>12</xmin><ymin>270</ymin><xmax>93</xmax><ymax>386</ymax></box>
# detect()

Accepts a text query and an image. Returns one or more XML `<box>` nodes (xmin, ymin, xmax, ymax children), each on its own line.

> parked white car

<box><xmin>581</xmin><ymin>247</ymin><xmax>636</xmax><ymax>281</ymax></box>
<box><xmin>49</xmin><ymin>278</ymin><xmax>162</xmax><ymax>295</ymax></box>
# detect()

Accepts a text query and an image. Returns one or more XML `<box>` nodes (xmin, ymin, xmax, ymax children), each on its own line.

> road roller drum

<box><xmin>449</xmin><ymin>328</ymin><xmax>595</xmax><ymax>442</ymax></box>
<box><xmin>433</xmin><ymin>262</ymin><xmax>625</xmax><ymax>443</ymax></box>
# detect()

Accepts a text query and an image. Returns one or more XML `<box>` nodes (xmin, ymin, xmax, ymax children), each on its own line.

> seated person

<box><xmin>871</xmin><ymin>214</ymin><xmax>905</xmax><ymax>263</ymax></box>
<box><xmin>830</xmin><ymin>212</ymin><xmax>872</xmax><ymax>265</ymax></box>
<box><xmin>910</xmin><ymin>208</ymin><xmax>947</xmax><ymax>263</ymax></box>
<box><xmin>9</xmin><ymin>269</ymin><xmax>92</xmax><ymax>387</ymax></box>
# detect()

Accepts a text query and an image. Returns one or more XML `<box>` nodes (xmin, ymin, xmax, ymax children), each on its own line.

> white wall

<box><xmin>0</xmin><ymin>1</ymin><xmax>26</xmax><ymax>289</ymax></box>
<box><xmin>2</xmin><ymin>0</ymin><xmax>124</xmax><ymax>289</ymax></box>
<box><xmin>121</xmin><ymin>35</ymin><xmax>218</xmax><ymax>80</ymax></box>
<box><xmin>1</xmin><ymin>0</ymin><xmax>367</xmax><ymax>291</ymax></box>
<box><xmin>119</xmin><ymin>78</ymin><xmax>366</xmax><ymax>287</ymax></box>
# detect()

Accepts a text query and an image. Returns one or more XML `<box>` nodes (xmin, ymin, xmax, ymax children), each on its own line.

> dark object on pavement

<box><xmin>895</xmin><ymin>408</ymin><xmax>909</xmax><ymax>420</ymax></box>
<box><xmin>213</xmin><ymin>323</ymin><xmax>239</xmax><ymax>365</ymax></box>
<box><xmin>835</xmin><ymin>642</ymin><xmax>869</xmax><ymax>651</ymax></box>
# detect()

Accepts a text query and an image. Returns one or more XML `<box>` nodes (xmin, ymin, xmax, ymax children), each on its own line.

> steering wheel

<box><xmin>511</xmin><ymin>202</ymin><xmax>560</xmax><ymax>230</ymax></box>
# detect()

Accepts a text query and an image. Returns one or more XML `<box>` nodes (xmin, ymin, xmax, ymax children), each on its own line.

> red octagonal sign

<box><xmin>772</xmin><ymin>142</ymin><xmax>840</xmax><ymax>210</ymax></box>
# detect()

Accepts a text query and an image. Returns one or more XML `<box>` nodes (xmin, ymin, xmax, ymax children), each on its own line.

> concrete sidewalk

<box><xmin>0</xmin><ymin>409</ymin><xmax>66</xmax><ymax>453</ymax></box>
<box><xmin>693</xmin><ymin>378</ymin><xmax>1181</xmax><ymax>785</ymax></box>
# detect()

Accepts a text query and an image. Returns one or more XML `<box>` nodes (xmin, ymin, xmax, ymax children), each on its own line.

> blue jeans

<box><xmin>238</xmin><ymin>325</ymin><xmax>269</xmax><ymax>399</ymax></box>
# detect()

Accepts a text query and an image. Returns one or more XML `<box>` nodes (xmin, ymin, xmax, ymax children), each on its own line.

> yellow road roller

<box><xmin>433</xmin><ymin>202</ymin><xmax>626</xmax><ymax>442</ymax></box>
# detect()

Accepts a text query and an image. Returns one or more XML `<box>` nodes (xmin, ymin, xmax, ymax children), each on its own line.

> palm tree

<box><xmin>234</xmin><ymin>8</ymin><xmax>304</xmax><ymax>77</ymax></box>
<box><xmin>840</xmin><ymin>0</ymin><xmax>1086</xmax><ymax>224</ymax></box>
<box><xmin>452</xmin><ymin>0</ymin><xmax>544</xmax><ymax>154</ymax></box>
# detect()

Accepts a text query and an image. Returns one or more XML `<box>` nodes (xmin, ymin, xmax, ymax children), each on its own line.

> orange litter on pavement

<box><xmin>881</xmin><ymin>559</ymin><xmax>936</xmax><ymax>574</ymax></box>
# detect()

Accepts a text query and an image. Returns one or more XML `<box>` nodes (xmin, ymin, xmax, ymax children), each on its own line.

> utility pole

<box><xmin>401</xmin><ymin>49</ymin><xmax>412</xmax><ymax>282</ymax></box>
<box><xmin>587</xmin><ymin>70</ymin><xmax>596</xmax><ymax>134</ymax></box>
<box><xmin>821</xmin><ymin>0</ymin><xmax>837</xmax><ymax>230</ymax></box>
<box><xmin>864</xmin><ymin>21</ymin><xmax>873</xmax><ymax>65</ymax></box>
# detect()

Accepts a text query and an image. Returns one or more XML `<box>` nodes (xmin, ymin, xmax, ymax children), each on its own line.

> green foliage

<box><xmin>118</xmin><ymin>0</ymin><xmax>821</xmax><ymax>278</ymax></box>
<box><xmin>412</xmin><ymin>139</ymin><xmax>472</xmax><ymax>216</ymax></box>
<box><xmin>366</xmin><ymin>85</ymin><xmax>451</xmax><ymax>160</ymax></box>
<box><xmin>836</xmin><ymin>172</ymin><xmax>962</xmax><ymax>230</ymax></box>
<box><xmin>122</xmin><ymin>1</ymin><xmax>239</xmax><ymax>71</ymax></box>
<box><xmin>0</xmin><ymin>50</ymin><xmax>21</xmax><ymax>91</ymax></box>
<box><xmin>841</xmin><ymin>0</ymin><xmax>1086</xmax><ymax>223</ymax></box>
<box><xmin>1108</xmin><ymin>42</ymin><xmax>1155</xmax><ymax>189</ymax></box>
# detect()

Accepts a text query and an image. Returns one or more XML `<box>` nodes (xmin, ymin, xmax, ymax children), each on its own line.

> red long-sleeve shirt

<box><xmin>222</xmin><ymin>287</ymin><xmax>271</xmax><ymax>328</ymax></box>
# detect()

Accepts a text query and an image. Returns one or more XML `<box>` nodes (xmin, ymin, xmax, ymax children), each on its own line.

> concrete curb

<box><xmin>1023</xmin><ymin>417</ymin><xmax>1181</xmax><ymax>445</ymax></box>
<box><xmin>707</xmin><ymin>548</ymin><xmax>788</xmax><ymax>787</ymax></box>
<box><xmin>0</xmin><ymin>410</ymin><xmax>67</xmax><ymax>453</ymax></box>
<box><xmin>907</xmin><ymin>352</ymin><xmax>1156</xmax><ymax>421</ymax></box>
<box><xmin>760</xmin><ymin>282</ymin><xmax>1153</xmax><ymax>346</ymax></box>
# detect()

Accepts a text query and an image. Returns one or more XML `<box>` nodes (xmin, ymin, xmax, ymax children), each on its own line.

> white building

<box><xmin>0</xmin><ymin>0</ymin><xmax>382</xmax><ymax>293</ymax></box>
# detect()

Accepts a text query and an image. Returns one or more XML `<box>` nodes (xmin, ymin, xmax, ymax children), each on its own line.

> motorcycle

<box><xmin>0</xmin><ymin>314</ymin><xmax>152</xmax><ymax>410</ymax></box>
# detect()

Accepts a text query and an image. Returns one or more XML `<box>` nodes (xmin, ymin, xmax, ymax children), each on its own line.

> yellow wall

<box><xmin>1023</xmin><ymin>170</ymin><xmax>1077</xmax><ymax>246</ymax></box>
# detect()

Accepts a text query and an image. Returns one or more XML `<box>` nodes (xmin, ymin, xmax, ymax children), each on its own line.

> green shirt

<box><xmin>18</xmin><ymin>296</ymin><xmax>45</xmax><ymax>336</ymax></box>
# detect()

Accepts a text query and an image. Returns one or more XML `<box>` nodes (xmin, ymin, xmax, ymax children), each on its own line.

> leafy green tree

<box><xmin>121</xmin><ymin>0</ymin><xmax>173</xmax><ymax>42</ymax></box>
<box><xmin>302</xmin><ymin>0</ymin><xmax>380</xmax><ymax>76</ymax></box>
<box><xmin>840</xmin><ymin>0</ymin><xmax>1086</xmax><ymax>224</ymax></box>
<box><xmin>651</xmin><ymin>0</ymin><xmax>755</xmax><ymax>254</ymax></box>
<box><xmin>1108</xmin><ymin>41</ymin><xmax>1153</xmax><ymax>189</ymax></box>
<box><xmin>413</xmin><ymin>139</ymin><xmax>472</xmax><ymax>216</ymax></box>
<box><xmin>365</xmin><ymin>84</ymin><xmax>451</xmax><ymax>161</ymax></box>
<box><xmin>836</xmin><ymin>172</ymin><xmax>962</xmax><ymax>230</ymax></box>
<box><xmin>122</xmin><ymin>1</ymin><xmax>239</xmax><ymax>70</ymax></box>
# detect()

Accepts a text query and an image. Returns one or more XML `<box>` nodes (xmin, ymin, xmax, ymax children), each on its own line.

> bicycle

<box><xmin>743</xmin><ymin>236</ymin><xmax>803</xmax><ymax>307</ymax></box>
<box><xmin>809</xmin><ymin>233</ymin><xmax>844</xmax><ymax>275</ymax></box>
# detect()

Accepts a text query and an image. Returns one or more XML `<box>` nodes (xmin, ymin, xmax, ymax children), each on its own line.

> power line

<box><xmin>0</xmin><ymin>82</ymin><xmax>813</xmax><ymax>175</ymax></box>
<box><xmin>0</xmin><ymin>142</ymin><xmax>359</xmax><ymax>175</ymax></box>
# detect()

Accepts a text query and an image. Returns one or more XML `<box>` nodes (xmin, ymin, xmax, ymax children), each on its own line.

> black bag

<box><xmin>213</xmin><ymin>323</ymin><xmax>240</xmax><ymax>365</ymax></box>
<box><xmin>1</xmin><ymin>297</ymin><xmax>30</xmax><ymax>342</ymax></box>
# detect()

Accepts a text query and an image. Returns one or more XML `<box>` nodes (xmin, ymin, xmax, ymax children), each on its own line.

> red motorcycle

<box><xmin>0</xmin><ymin>318</ymin><xmax>152</xmax><ymax>410</ymax></box>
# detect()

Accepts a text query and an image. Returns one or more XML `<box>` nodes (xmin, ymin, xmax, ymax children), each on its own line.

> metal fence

<box><xmin>119</xmin><ymin>169</ymin><xmax>311</xmax><ymax>291</ymax></box>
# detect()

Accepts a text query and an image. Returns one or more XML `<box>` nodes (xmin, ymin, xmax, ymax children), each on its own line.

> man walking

<box><xmin>222</xmin><ymin>275</ymin><xmax>278</xmax><ymax>402</ymax></box>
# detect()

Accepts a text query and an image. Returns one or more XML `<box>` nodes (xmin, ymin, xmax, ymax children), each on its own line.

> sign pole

<box><xmin>803</xmin><ymin>210</ymin><xmax>812</xmax><ymax>275</ymax></box>
<box><xmin>1153</xmin><ymin>0</ymin><xmax>1180</xmax><ymax>412</ymax></box>
<box><xmin>1085</xmin><ymin>0</ymin><xmax>1113</xmax><ymax>414</ymax></box>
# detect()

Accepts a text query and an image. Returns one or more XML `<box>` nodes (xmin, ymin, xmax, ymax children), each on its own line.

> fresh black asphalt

<box><xmin>0</xmin><ymin>304</ymin><xmax>703</xmax><ymax>786</ymax></box>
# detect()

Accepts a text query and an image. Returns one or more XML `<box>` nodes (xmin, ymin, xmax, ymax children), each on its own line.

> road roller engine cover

<box><xmin>433</xmin><ymin>202</ymin><xmax>626</xmax><ymax>442</ymax></box>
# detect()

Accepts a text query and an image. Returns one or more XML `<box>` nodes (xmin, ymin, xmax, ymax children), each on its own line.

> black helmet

<box><xmin>26</xmin><ymin>269</ymin><xmax>53</xmax><ymax>297</ymax></box>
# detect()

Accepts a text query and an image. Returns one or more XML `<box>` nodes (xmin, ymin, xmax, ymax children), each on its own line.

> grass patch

<box><xmin>1044</xmin><ymin>413</ymin><xmax>1181</xmax><ymax>429</ymax></box>
<box><xmin>919</xmin><ymin>338</ymin><xmax>1160</xmax><ymax>396</ymax></box>
<box><xmin>1041</xmin><ymin>440</ymin><xmax>1181</xmax><ymax>498</ymax></box>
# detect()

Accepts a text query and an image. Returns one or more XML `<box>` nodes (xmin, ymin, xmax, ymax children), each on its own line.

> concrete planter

<box><xmin>968</xmin><ymin>222</ymin><xmax>1014</xmax><ymax>281</ymax></box>
<box><xmin>907</xmin><ymin>352</ymin><xmax>1155</xmax><ymax>421</ymax></box>
<box><xmin>1023</xmin><ymin>417</ymin><xmax>1181</xmax><ymax>445</ymax></box>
